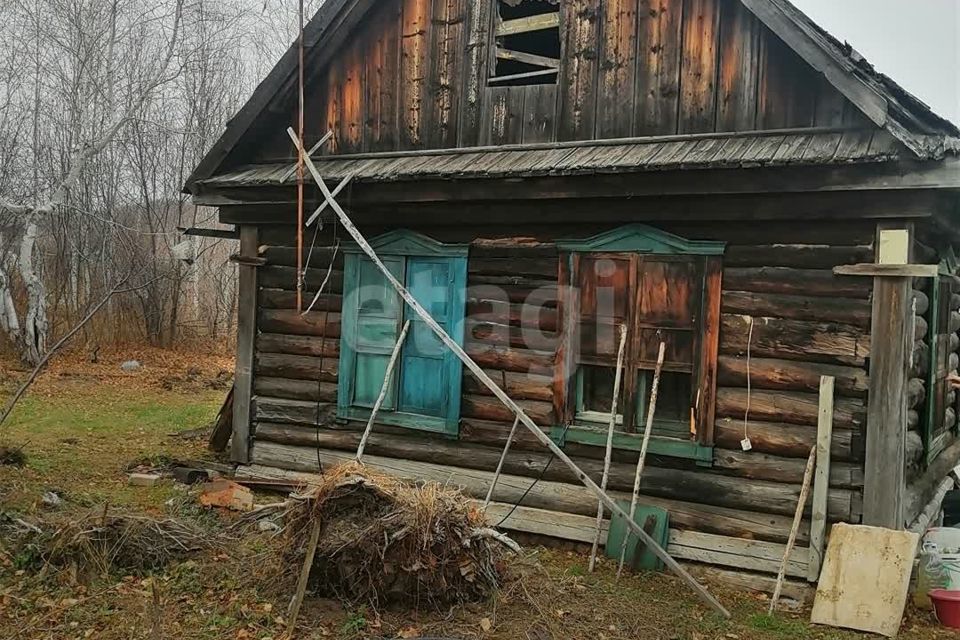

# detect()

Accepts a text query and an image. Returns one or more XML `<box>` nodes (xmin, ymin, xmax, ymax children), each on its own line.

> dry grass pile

<box><xmin>280</xmin><ymin>463</ymin><xmax>510</xmax><ymax>609</ymax></box>
<box><xmin>1</xmin><ymin>510</ymin><xmax>217</xmax><ymax>577</ymax></box>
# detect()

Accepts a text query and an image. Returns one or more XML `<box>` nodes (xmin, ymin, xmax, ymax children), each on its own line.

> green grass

<box><xmin>0</xmin><ymin>385</ymin><xmax>222</xmax><ymax>512</ymax></box>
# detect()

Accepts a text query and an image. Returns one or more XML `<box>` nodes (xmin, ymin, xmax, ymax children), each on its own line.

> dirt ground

<box><xmin>0</xmin><ymin>346</ymin><xmax>955</xmax><ymax>640</ymax></box>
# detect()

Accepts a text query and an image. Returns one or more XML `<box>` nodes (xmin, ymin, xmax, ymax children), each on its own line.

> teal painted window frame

<box><xmin>557</xmin><ymin>224</ymin><xmax>725</xmax><ymax>463</ymax></box>
<box><xmin>338</xmin><ymin>230</ymin><xmax>468</xmax><ymax>436</ymax></box>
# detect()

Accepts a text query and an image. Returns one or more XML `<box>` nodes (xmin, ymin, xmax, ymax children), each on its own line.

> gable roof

<box><xmin>184</xmin><ymin>0</ymin><xmax>960</xmax><ymax>192</ymax></box>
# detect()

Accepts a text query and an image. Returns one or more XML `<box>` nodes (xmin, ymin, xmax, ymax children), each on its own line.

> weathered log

<box><xmin>467</xmin><ymin>320</ymin><xmax>558</xmax><ymax>351</ymax></box>
<box><xmin>465</xmin><ymin>344</ymin><xmax>555</xmax><ymax>376</ymax></box>
<box><xmin>714</xmin><ymin>418</ymin><xmax>856</xmax><ymax>462</ymax></box>
<box><xmin>254</xmin><ymin>376</ymin><xmax>337</xmax><ymax>402</ymax></box>
<box><xmin>947</xmin><ymin>407</ymin><xmax>958</xmax><ymax>431</ymax></box>
<box><xmin>255</xmin><ymin>353</ymin><xmax>338</xmax><ymax>383</ymax></box>
<box><xmin>257</xmin><ymin>333</ymin><xmax>339</xmax><ymax>358</ymax></box>
<box><xmin>259</xmin><ymin>288</ymin><xmax>343</xmax><ymax>310</ymax></box>
<box><xmin>722</xmin><ymin>267</ymin><xmax>871</xmax><ymax>299</ymax></box>
<box><xmin>912</xmin><ymin>340</ymin><xmax>930</xmax><ymax>378</ymax></box>
<box><xmin>912</xmin><ymin>290</ymin><xmax>930</xmax><ymax>316</ymax></box>
<box><xmin>721</xmin><ymin>291</ymin><xmax>871</xmax><ymax>329</ymax></box>
<box><xmin>720</xmin><ymin>315</ymin><xmax>869</xmax><ymax>366</ymax></box>
<box><xmin>908</xmin><ymin>410</ymin><xmax>920</xmax><ymax>431</ymax></box>
<box><xmin>461</xmin><ymin>417</ymin><xmax>547</xmax><ymax>450</ymax></box>
<box><xmin>461</xmin><ymin>394</ymin><xmax>554</xmax><ymax>425</ymax></box>
<box><xmin>906</xmin><ymin>431</ymin><xmax>923</xmax><ymax>469</ymax></box>
<box><xmin>259</xmin><ymin>265</ymin><xmax>345</xmax><ymax>292</ymax></box>
<box><xmin>713</xmin><ymin>448</ymin><xmax>862</xmax><ymax>490</ymax></box>
<box><xmin>259</xmin><ymin>245</ymin><xmax>344</xmax><ymax>269</ymax></box>
<box><xmin>908</xmin><ymin>378</ymin><xmax>927</xmax><ymax>410</ymax></box>
<box><xmin>951</xmin><ymin>352</ymin><xmax>960</xmax><ymax>373</ymax></box>
<box><xmin>953</xmin><ymin>293</ymin><xmax>960</xmax><ymax>312</ymax></box>
<box><xmin>468</xmin><ymin>284</ymin><xmax>559</xmax><ymax>306</ymax></box>
<box><xmin>715</xmin><ymin>388</ymin><xmax>865</xmax><ymax>430</ymax></box>
<box><xmin>951</xmin><ymin>333</ymin><xmax>960</xmax><ymax>353</ymax></box>
<box><xmin>904</xmin><ymin>438</ymin><xmax>960</xmax><ymax>527</ymax></box>
<box><xmin>243</xmin><ymin>451</ymin><xmax>812</xmax><ymax>546</ymax></box>
<box><xmin>252</xmin><ymin>397</ymin><xmax>336</xmax><ymax>425</ymax></box>
<box><xmin>952</xmin><ymin>311</ymin><xmax>960</xmax><ymax>334</ymax></box>
<box><xmin>722</xmin><ymin>245</ymin><xmax>873</xmax><ymax>270</ymax></box>
<box><xmin>717</xmin><ymin>355</ymin><xmax>868</xmax><ymax>397</ymax></box>
<box><xmin>249</xmin><ymin>438</ymin><xmax>856</xmax><ymax>522</ymax></box>
<box><xmin>462</xmin><ymin>370</ymin><xmax>554</xmax><ymax>402</ymax></box>
<box><xmin>914</xmin><ymin>316</ymin><xmax>929</xmax><ymax>342</ymax></box>
<box><xmin>468</xmin><ymin>256</ymin><xmax>558</xmax><ymax>279</ymax></box>
<box><xmin>466</xmin><ymin>299</ymin><xmax>559</xmax><ymax>332</ymax></box>
<box><xmin>258</xmin><ymin>309</ymin><xmax>342</xmax><ymax>338</ymax></box>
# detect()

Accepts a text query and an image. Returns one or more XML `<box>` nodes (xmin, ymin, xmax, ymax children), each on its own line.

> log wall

<box><xmin>243</xmin><ymin>210</ymin><xmax>876</xmax><ymax>565</ymax></box>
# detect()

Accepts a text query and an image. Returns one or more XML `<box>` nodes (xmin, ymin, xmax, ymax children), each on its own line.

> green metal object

<box><xmin>605</xmin><ymin>501</ymin><xmax>670</xmax><ymax>571</ymax></box>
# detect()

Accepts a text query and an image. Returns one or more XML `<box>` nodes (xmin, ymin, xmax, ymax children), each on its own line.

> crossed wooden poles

<box><xmin>286</xmin><ymin>127</ymin><xmax>731</xmax><ymax>619</ymax></box>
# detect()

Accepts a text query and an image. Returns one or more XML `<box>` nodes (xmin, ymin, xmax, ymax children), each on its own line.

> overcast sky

<box><xmin>792</xmin><ymin>0</ymin><xmax>960</xmax><ymax>125</ymax></box>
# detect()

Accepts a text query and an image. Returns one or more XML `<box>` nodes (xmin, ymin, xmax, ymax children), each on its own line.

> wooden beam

<box><xmin>496</xmin><ymin>12</ymin><xmax>560</xmax><ymax>36</ymax></box>
<box><xmin>495</xmin><ymin>46</ymin><xmax>560</xmax><ymax>69</ymax></box>
<box><xmin>487</xmin><ymin>68</ymin><xmax>559</xmax><ymax>85</ymax></box>
<box><xmin>231</xmin><ymin>226</ymin><xmax>259</xmax><ymax>463</ymax></box>
<box><xmin>863</xmin><ymin>226</ymin><xmax>913</xmax><ymax>528</ymax></box>
<box><xmin>808</xmin><ymin>376</ymin><xmax>834</xmax><ymax>582</ymax></box>
<box><xmin>834</xmin><ymin>264</ymin><xmax>940</xmax><ymax>278</ymax></box>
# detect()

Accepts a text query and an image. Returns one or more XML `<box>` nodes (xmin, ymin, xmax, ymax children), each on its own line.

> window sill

<box><xmin>338</xmin><ymin>407</ymin><xmax>458</xmax><ymax>437</ymax></box>
<box><xmin>551</xmin><ymin>425</ymin><xmax>714</xmax><ymax>467</ymax></box>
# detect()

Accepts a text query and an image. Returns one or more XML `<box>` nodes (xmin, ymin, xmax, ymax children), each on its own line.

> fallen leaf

<box><xmin>479</xmin><ymin>617</ymin><xmax>492</xmax><ymax>632</ymax></box>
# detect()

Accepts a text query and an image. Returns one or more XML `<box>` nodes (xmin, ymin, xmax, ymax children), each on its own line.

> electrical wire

<box><xmin>495</xmin><ymin>422</ymin><xmax>573</xmax><ymax>528</ymax></box>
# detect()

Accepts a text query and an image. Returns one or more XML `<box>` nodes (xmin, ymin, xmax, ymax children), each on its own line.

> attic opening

<box><xmin>489</xmin><ymin>0</ymin><xmax>560</xmax><ymax>87</ymax></box>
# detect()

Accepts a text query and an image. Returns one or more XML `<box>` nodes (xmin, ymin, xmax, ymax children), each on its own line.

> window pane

<box><xmin>579</xmin><ymin>365</ymin><xmax>624</xmax><ymax>418</ymax></box>
<box><xmin>357</xmin><ymin>258</ymin><xmax>402</xmax><ymax>318</ymax></box>
<box><xmin>579</xmin><ymin>256</ymin><xmax>631</xmax><ymax>321</ymax></box>
<box><xmin>637</xmin><ymin>371</ymin><xmax>693</xmax><ymax>439</ymax></box>
<box><xmin>636</xmin><ymin>259</ymin><xmax>699</xmax><ymax>327</ymax></box>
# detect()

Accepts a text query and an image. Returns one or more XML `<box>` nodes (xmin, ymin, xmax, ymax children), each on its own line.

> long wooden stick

<box><xmin>769</xmin><ymin>446</ymin><xmax>817</xmax><ymax>614</ymax></box>
<box><xmin>483</xmin><ymin>415</ymin><xmax>520</xmax><ymax>510</ymax></box>
<box><xmin>589</xmin><ymin>324</ymin><xmax>628</xmax><ymax>573</ymax></box>
<box><xmin>287</xmin><ymin>128</ymin><xmax>730</xmax><ymax>618</ymax></box>
<box><xmin>287</xmin><ymin>516</ymin><xmax>322</xmax><ymax>638</ymax></box>
<box><xmin>356</xmin><ymin>320</ymin><xmax>411</xmax><ymax>462</ymax></box>
<box><xmin>617</xmin><ymin>341</ymin><xmax>667</xmax><ymax>577</ymax></box>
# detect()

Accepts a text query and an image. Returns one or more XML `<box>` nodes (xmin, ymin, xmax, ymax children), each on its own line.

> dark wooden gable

<box><xmin>245</xmin><ymin>0</ymin><xmax>865</xmax><ymax>164</ymax></box>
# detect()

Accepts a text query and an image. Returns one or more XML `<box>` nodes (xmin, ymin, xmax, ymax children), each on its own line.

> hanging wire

<box><xmin>295</xmin><ymin>0</ymin><xmax>306</xmax><ymax>312</ymax></box>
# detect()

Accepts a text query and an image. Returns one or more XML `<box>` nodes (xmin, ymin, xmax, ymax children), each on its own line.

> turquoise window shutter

<box><xmin>338</xmin><ymin>232</ymin><xmax>467</xmax><ymax>435</ymax></box>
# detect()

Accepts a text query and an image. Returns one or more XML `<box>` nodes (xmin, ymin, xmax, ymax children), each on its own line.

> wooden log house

<box><xmin>185</xmin><ymin>0</ymin><xmax>960</xmax><ymax>592</ymax></box>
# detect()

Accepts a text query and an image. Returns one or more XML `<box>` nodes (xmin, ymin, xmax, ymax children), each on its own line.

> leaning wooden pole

<box><xmin>617</xmin><ymin>341</ymin><xmax>667</xmax><ymax>578</ymax></box>
<box><xmin>483</xmin><ymin>415</ymin><xmax>521</xmax><ymax>510</ymax></box>
<box><xmin>287</xmin><ymin>128</ymin><xmax>731</xmax><ymax>619</ymax></box>
<box><xmin>769</xmin><ymin>446</ymin><xmax>817</xmax><ymax>614</ymax></box>
<box><xmin>356</xmin><ymin>320</ymin><xmax>411</xmax><ymax>462</ymax></box>
<box><xmin>589</xmin><ymin>324</ymin><xmax>628</xmax><ymax>573</ymax></box>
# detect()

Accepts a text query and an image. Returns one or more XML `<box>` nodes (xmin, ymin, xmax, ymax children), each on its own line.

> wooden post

<box><xmin>483</xmin><ymin>415</ymin><xmax>520</xmax><ymax>510</ymax></box>
<box><xmin>287</xmin><ymin>128</ymin><xmax>731</xmax><ymax>619</ymax></box>
<box><xmin>356</xmin><ymin>320</ymin><xmax>411</xmax><ymax>462</ymax></box>
<box><xmin>808</xmin><ymin>376</ymin><xmax>834</xmax><ymax>582</ymax></box>
<box><xmin>286</xmin><ymin>516</ymin><xmax>323</xmax><ymax>638</ymax></box>
<box><xmin>589</xmin><ymin>325</ymin><xmax>628</xmax><ymax>573</ymax></box>
<box><xmin>835</xmin><ymin>224</ymin><xmax>936</xmax><ymax>530</ymax></box>
<box><xmin>770</xmin><ymin>446</ymin><xmax>817</xmax><ymax>613</ymax></box>
<box><xmin>231</xmin><ymin>225</ymin><xmax>259</xmax><ymax>464</ymax></box>
<box><xmin>863</xmin><ymin>276</ymin><xmax>912</xmax><ymax>528</ymax></box>
<box><xmin>618</xmin><ymin>341</ymin><xmax>667</xmax><ymax>578</ymax></box>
